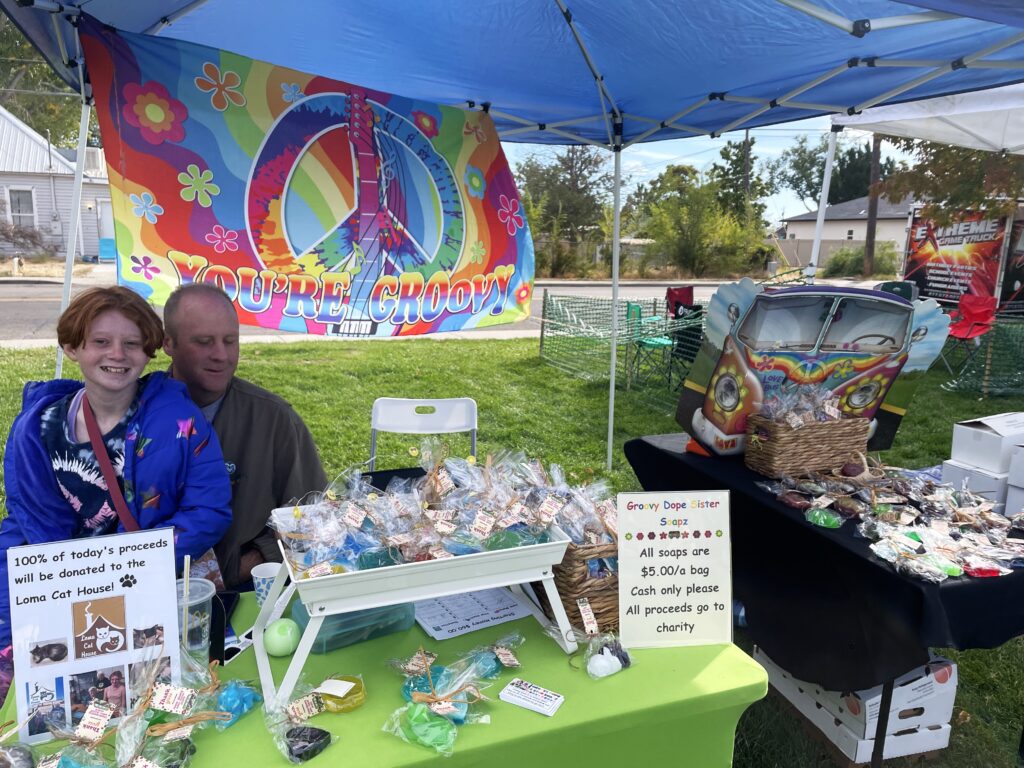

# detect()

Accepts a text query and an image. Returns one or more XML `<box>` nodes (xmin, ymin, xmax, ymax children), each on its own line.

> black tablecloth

<box><xmin>625</xmin><ymin>434</ymin><xmax>1024</xmax><ymax>690</ymax></box>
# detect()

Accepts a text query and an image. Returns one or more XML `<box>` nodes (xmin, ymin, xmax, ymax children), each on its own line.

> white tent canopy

<box><xmin>834</xmin><ymin>83</ymin><xmax>1024</xmax><ymax>153</ymax></box>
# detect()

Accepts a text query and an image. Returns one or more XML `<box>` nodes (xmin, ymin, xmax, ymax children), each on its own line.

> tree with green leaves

<box><xmin>767</xmin><ymin>134</ymin><xmax>898</xmax><ymax>210</ymax></box>
<box><xmin>707</xmin><ymin>137</ymin><xmax>775</xmax><ymax>223</ymax></box>
<box><xmin>0</xmin><ymin>15</ymin><xmax>89</xmax><ymax>146</ymax></box>
<box><xmin>643</xmin><ymin>164</ymin><xmax>763</xmax><ymax>277</ymax></box>
<box><xmin>879</xmin><ymin>138</ymin><xmax>1024</xmax><ymax>224</ymax></box>
<box><xmin>515</xmin><ymin>146</ymin><xmax>614</xmax><ymax>276</ymax></box>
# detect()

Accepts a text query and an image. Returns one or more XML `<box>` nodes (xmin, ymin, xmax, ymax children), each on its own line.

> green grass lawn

<box><xmin>2</xmin><ymin>338</ymin><xmax>1023</xmax><ymax>767</ymax></box>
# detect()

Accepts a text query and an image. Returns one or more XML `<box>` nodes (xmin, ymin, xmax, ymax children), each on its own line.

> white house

<box><xmin>783</xmin><ymin>194</ymin><xmax>910</xmax><ymax>244</ymax></box>
<box><xmin>0</xmin><ymin>103</ymin><xmax>112</xmax><ymax>261</ymax></box>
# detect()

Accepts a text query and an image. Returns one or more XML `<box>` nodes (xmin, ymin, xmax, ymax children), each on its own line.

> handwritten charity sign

<box><xmin>8</xmin><ymin>528</ymin><xmax>181</xmax><ymax>744</ymax></box>
<box><xmin>617</xmin><ymin>492</ymin><xmax>732</xmax><ymax>648</ymax></box>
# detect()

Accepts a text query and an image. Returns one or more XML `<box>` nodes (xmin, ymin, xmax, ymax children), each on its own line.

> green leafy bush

<box><xmin>822</xmin><ymin>241</ymin><xmax>899</xmax><ymax>277</ymax></box>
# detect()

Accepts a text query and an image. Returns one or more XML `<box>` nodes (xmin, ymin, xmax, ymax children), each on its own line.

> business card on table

<box><xmin>498</xmin><ymin>678</ymin><xmax>564</xmax><ymax>716</ymax></box>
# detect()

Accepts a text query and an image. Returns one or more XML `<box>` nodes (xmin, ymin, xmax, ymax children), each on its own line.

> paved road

<box><xmin>0</xmin><ymin>265</ymin><xmax>724</xmax><ymax>346</ymax></box>
<box><xmin>0</xmin><ymin>264</ymin><xmax>867</xmax><ymax>347</ymax></box>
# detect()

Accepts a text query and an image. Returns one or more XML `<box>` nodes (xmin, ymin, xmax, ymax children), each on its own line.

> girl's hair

<box><xmin>57</xmin><ymin>286</ymin><xmax>164</xmax><ymax>358</ymax></box>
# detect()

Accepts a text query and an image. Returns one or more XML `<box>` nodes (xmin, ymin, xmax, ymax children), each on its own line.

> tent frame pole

<box><xmin>606</xmin><ymin>137</ymin><xmax>622</xmax><ymax>471</ymax></box>
<box><xmin>55</xmin><ymin>29</ymin><xmax>90</xmax><ymax>378</ymax></box>
<box><xmin>807</xmin><ymin>126</ymin><xmax>839</xmax><ymax>284</ymax></box>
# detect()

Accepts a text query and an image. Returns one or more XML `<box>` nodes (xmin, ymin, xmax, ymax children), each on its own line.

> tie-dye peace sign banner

<box><xmin>81</xmin><ymin>17</ymin><xmax>533</xmax><ymax>336</ymax></box>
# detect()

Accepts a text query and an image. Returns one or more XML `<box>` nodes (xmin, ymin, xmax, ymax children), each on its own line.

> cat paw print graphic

<box><xmin>119</xmin><ymin>574</ymin><xmax>137</xmax><ymax>589</ymax></box>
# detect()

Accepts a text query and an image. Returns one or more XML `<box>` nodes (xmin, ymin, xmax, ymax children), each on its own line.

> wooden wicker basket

<box><xmin>539</xmin><ymin>540</ymin><xmax>619</xmax><ymax>632</ymax></box>
<box><xmin>744</xmin><ymin>414</ymin><xmax>870</xmax><ymax>479</ymax></box>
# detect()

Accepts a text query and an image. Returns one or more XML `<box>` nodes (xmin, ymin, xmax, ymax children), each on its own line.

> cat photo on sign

<box><xmin>26</xmin><ymin>678</ymin><xmax>66</xmax><ymax>736</ymax></box>
<box><xmin>132</xmin><ymin>624</ymin><xmax>164</xmax><ymax>649</ymax></box>
<box><xmin>128</xmin><ymin>655</ymin><xmax>171</xmax><ymax>700</ymax></box>
<box><xmin>29</xmin><ymin>638</ymin><xmax>68</xmax><ymax>667</ymax></box>
<box><xmin>72</xmin><ymin>596</ymin><xmax>126</xmax><ymax>660</ymax></box>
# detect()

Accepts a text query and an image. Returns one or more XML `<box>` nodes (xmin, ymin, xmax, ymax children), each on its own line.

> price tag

<box><xmin>429</xmin><ymin>700</ymin><xmax>458</xmax><ymax>716</ymax></box>
<box><xmin>402</xmin><ymin>651</ymin><xmax>438</xmax><ymax>675</ymax></box>
<box><xmin>151</xmin><ymin>683</ymin><xmax>198</xmax><ymax>715</ymax></box>
<box><xmin>304</xmin><ymin>561</ymin><xmax>334</xmax><ymax>579</ymax></box>
<box><xmin>577</xmin><ymin>598</ymin><xmax>600</xmax><ymax>635</ymax></box>
<box><xmin>286</xmin><ymin>693</ymin><xmax>325</xmax><ymax>721</ymax></box>
<box><xmin>75</xmin><ymin>700</ymin><xmax>115</xmax><ymax>740</ymax></box>
<box><xmin>537</xmin><ymin>496</ymin><xmax>564</xmax><ymax>524</ymax></box>
<box><xmin>494</xmin><ymin>645</ymin><xmax>521</xmax><ymax>667</ymax></box>
<box><xmin>342</xmin><ymin>502</ymin><xmax>366</xmax><ymax>527</ymax></box>
<box><xmin>470</xmin><ymin>511</ymin><xmax>496</xmax><ymax>539</ymax></box>
<box><xmin>162</xmin><ymin>723</ymin><xmax>195</xmax><ymax>743</ymax></box>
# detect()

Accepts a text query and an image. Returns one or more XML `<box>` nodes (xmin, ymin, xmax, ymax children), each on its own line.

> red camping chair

<box><xmin>940</xmin><ymin>294</ymin><xmax>997</xmax><ymax>374</ymax></box>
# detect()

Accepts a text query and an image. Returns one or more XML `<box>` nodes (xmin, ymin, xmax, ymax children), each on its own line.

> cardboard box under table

<box><xmin>755</xmin><ymin>647</ymin><xmax>952</xmax><ymax>764</ymax></box>
<box><xmin>4</xmin><ymin>593</ymin><xmax>769</xmax><ymax>767</ymax></box>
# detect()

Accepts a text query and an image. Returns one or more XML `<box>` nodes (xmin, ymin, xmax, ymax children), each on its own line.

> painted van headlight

<box><xmin>848</xmin><ymin>380</ymin><xmax>881</xmax><ymax>409</ymax></box>
<box><xmin>714</xmin><ymin>373</ymin><xmax>741</xmax><ymax>411</ymax></box>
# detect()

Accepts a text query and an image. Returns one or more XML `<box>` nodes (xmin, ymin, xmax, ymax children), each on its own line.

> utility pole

<box><xmin>743</xmin><ymin>129</ymin><xmax>751</xmax><ymax>204</ymax></box>
<box><xmin>863</xmin><ymin>133</ymin><xmax>882</xmax><ymax>278</ymax></box>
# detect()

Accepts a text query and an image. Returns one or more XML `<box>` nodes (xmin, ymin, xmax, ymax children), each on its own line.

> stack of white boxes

<box><xmin>1007</xmin><ymin>445</ymin><xmax>1024</xmax><ymax>517</ymax></box>
<box><xmin>942</xmin><ymin>413</ymin><xmax>1024</xmax><ymax>509</ymax></box>
<box><xmin>754</xmin><ymin>647</ymin><xmax>957</xmax><ymax>763</ymax></box>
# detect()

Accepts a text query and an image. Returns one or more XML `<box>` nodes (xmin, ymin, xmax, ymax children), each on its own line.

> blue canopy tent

<box><xmin>5</xmin><ymin>0</ymin><xmax>1024</xmax><ymax>468</ymax></box>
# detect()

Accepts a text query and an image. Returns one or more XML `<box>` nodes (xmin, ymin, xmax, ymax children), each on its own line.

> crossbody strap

<box><xmin>81</xmin><ymin>393</ymin><xmax>140</xmax><ymax>532</ymax></box>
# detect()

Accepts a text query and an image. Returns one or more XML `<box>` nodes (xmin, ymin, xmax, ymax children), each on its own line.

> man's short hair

<box><xmin>164</xmin><ymin>283</ymin><xmax>237</xmax><ymax>341</ymax></box>
<box><xmin>57</xmin><ymin>286</ymin><xmax>163</xmax><ymax>358</ymax></box>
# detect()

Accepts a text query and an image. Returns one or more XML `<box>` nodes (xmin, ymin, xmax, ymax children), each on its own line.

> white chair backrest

<box><xmin>369</xmin><ymin>397</ymin><xmax>477</xmax><ymax>470</ymax></box>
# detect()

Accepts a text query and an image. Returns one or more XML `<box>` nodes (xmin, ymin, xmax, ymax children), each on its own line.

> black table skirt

<box><xmin>625</xmin><ymin>434</ymin><xmax>1024</xmax><ymax>690</ymax></box>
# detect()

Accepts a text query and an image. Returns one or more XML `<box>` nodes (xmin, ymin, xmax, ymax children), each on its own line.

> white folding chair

<box><xmin>369</xmin><ymin>397</ymin><xmax>477</xmax><ymax>471</ymax></box>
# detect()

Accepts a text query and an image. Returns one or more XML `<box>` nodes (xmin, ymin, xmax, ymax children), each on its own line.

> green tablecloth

<box><xmin>9</xmin><ymin>594</ymin><xmax>767</xmax><ymax>766</ymax></box>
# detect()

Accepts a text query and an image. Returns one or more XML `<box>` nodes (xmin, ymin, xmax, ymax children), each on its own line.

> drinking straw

<box><xmin>181</xmin><ymin>555</ymin><xmax>191</xmax><ymax>646</ymax></box>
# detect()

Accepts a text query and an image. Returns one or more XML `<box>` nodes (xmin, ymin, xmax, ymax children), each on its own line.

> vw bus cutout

<box><xmin>678</xmin><ymin>282</ymin><xmax>948</xmax><ymax>456</ymax></box>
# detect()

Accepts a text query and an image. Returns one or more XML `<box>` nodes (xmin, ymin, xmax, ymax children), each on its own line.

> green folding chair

<box><xmin>625</xmin><ymin>302</ymin><xmax>674</xmax><ymax>389</ymax></box>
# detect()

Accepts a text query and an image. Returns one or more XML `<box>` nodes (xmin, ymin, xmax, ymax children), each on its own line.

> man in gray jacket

<box><xmin>163</xmin><ymin>283</ymin><xmax>328</xmax><ymax>589</ymax></box>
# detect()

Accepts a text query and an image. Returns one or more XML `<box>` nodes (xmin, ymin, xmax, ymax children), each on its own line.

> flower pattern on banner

<box><xmin>497</xmin><ymin>194</ymin><xmax>524</xmax><ymax>236</ymax></box>
<box><xmin>194</xmin><ymin>62</ymin><xmax>246</xmax><ymax>111</ymax></box>
<box><xmin>178</xmin><ymin>164</ymin><xmax>221</xmax><ymax>208</ymax></box>
<box><xmin>464</xmin><ymin>165</ymin><xmax>486</xmax><ymax>200</ymax></box>
<box><xmin>411</xmin><ymin>110</ymin><xmax>439</xmax><ymax>139</ymax></box>
<box><xmin>463</xmin><ymin>122</ymin><xmax>487</xmax><ymax>143</ymax></box>
<box><xmin>130</xmin><ymin>255</ymin><xmax>160</xmax><ymax>280</ymax></box>
<box><xmin>281</xmin><ymin>83</ymin><xmax>304</xmax><ymax>103</ymax></box>
<box><xmin>469</xmin><ymin>241</ymin><xmax>486</xmax><ymax>264</ymax></box>
<box><xmin>516</xmin><ymin>284</ymin><xmax>531</xmax><ymax>303</ymax></box>
<box><xmin>129</xmin><ymin>192</ymin><xmax>164</xmax><ymax>224</ymax></box>
<box><xmin>122</xmin><ymin>81</ymin><xmax>187</xmax><ymax>145</ymax></box>
<box><xmin>205</xmin><ymin>224</ymin><xmax>239</xmax><ymax>253</ymax></box>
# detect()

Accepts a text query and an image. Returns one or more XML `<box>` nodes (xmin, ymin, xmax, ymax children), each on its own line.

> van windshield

<box><xmin>820</xmin><ymin>297</ymin><xmax>910</xmax><ymax>353</ymax></box>
<box><xmin>736</xmin><ymin>295</ymin><xmax>832</xmax><ymax>351</ymax></box>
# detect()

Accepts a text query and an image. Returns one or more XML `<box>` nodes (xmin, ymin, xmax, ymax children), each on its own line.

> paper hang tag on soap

<box><xmin>597</xmin><ymin>499</ymin><xmax>618</xmax><ymax>536</ymax></box>
<box><xmin>470</xmin><ymin>511</ymin><xmax>496</xmax><ymax>539</ymax></box>
<box><xmin>823</xmin><ymin>401</ymin><xmax>842</xmax><ymax>420</ymax></box>
<box><xmin>433</xmin><ymin>519</ymin><xmax>458</xmax><ymax>536</ymax></box>
<box><xmin>429</xmin><ymin>699</ymin><xmax>458</xmax><ymax>716</ymax></box>
<box><xmin>130</xmin><ymin>758</ymin><xmax>162</xmax><ymax>768</ymax></box>
<box><xmin>784</xmin><ymin>412</ymin><xmax>805</xmax><ymax>429</ymax></box>
<box><xmin>341</xmin><ymin>502</ymin><xmax>367</xmax><ymax>527</ymax></box>
<box><xmin>151</xmin><ymin>683</ymin><xmax>198</xmax><ymax>715</ymax></box>
<box><xmin>584</xmin><ymin>528</ymin><xmax>602</xmax><ymax>545</ymax></box>
<box><xmin>37</xmin><ymin>754</ymin><xmax>64</xmax><ymax>768</ymax></box>
<box><xmin>433</xmin><ymin>467</ymin><xmax>456</xmax><ymax>497</ymax></box>
<box><xmin>428</xmin><ymin>545</ymin><xmax>454</xmax><ymax>559</ymax></box>
<box><xmin>810</xmin><ymin>494</ymin><xmax>835</xmax><ymax>509</ymax></box>
<box><xmin>537</xmin><ymin>495</ymin><xmax>564</xmax><ymax>524</ymax></box>
<box><xmin>304</xmin><ymin>561</ymin><xmax>334</xmax><ymax>579</ymax></box>
<box><xmin>386</xmin><ymin>532</ymin><xmax>414</xmax><ymax>548</ymax></box>
<box><xmin>286</xmin><ymin>693</ymin><xmax>325</xmax><ymax>722</ymax></box>
<box><xmin>402</xmin><ymin>651</ymin><xmax>438</xmax><ymax>675</ymax></box>
<box><xmin>315</xmin><ymin>678</ymin><xmax>356</xmax><ymax>700</ymax></box>
<box><xmin>75</xmin><ymin>700</ymin><xmax>115</xmax><ymax>740</ymax></box>
<box><xmin>494</xmin><ymin>646</ymin><xmax>521</xmax><ymax>668</ymax></box>
<box><xmin>162</xmin><ymin>723</ymin><xmax>196</xmax><ymax>743</ymax></box>
<box><xmin>577</xmin><ymin>598</ymin><xmax>600</xmax><ymax>635</ymax></box>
